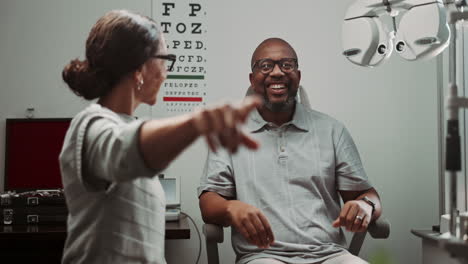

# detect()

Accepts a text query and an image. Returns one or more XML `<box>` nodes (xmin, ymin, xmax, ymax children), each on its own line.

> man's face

<box><xmin>249</xmin><ymin>41</ymin><xmax>301</xmax><ymax>112</ymax></box>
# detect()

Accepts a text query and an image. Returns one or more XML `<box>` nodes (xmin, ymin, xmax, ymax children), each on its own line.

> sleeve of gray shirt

<box><xmin>335</xmin><ymin>125</ymin><xmax>372</xmax><ymax>191</ymax></box>
<box><xmin>81</xmin><ymin>116</ymin><xmax>159</xmax><ymax>191</ymax></box>
<box><xmin>198</xmin><ymin>147</ymin><xmax>236</xmax><ymax>199</ymax></box>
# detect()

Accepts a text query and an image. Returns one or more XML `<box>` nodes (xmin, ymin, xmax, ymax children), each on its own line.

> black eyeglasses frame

<box><xmin>152</xmin><ymin>54</ymin><xmax>177</xmax><ymax>72</ymax></box>
<box><xmin>251</xmin><ymin>58</ymin><xmax>299</xmax><ymax>74</ymax></box>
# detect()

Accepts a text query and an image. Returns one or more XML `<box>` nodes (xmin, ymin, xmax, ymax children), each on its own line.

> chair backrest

<box><xmin>245</xmin><ymin>85</ymin><xmax>311</xmax><ymax>108</ymax></box>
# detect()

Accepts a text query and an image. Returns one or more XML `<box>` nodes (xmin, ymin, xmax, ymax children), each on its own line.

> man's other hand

<box><xmin>226</xmin><ymin>200</ymin><xmax>274</xmax><ymax>248</ymax></box>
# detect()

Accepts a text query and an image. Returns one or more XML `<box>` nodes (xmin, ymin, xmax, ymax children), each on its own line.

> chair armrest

<box><xmin>203</xmin><ymin>224</ymin><xmax>224</xmax><ymax>264</ymax></box>
<box><xmin>348</xmin><ymin>216</ymin><xmax>390</xmax><ymax>256</ymax></box>
<box><xmin>203</xmin><ymin>223</ymin><xmax>224</xmax><ymax>243</ymax></box>
<box><xmin>368</xmin><ymin>217</ymin><xmax>390</xmax><ymax>239</ymax></box>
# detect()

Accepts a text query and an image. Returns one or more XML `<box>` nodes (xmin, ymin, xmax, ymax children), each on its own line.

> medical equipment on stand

<box><xmin>343</xmin><ymin>0</ymin><xmax>450</xmax><ymax>67</ymax></box>
<box><xmin>342</xmin><ymin>0</ymin><xmax>468</xmax><ymax>240</ymax></box>
<box><xmin>446</xmin><ymin>7</ymin><xmax>468</xmax><ymax>240</ymax></box>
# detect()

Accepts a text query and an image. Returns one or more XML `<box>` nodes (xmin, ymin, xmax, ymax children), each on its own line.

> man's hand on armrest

<box><xmin>332</xmin><ymin>198</ymin><xmax>373</xmax><ymax>233</ymax></box>
<box><xmin>199</xmin><ymin>191</ymin><xmax>275</xmax><ymax>249</ymax></box>
<box><xmin>334</xmin><ymin>188</ymin><xmax>382</xmax><ymax>233</ymax></box>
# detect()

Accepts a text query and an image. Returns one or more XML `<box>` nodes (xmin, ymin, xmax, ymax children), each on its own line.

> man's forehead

<box><xmin>252</xmin><ymin>41</ymin><xmax>296</xmax><ymax>62</ymax></box>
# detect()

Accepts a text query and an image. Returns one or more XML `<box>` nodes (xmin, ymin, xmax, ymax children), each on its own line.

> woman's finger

<box><xmin>236</xmin><ymin>96</ymin><xmax>262</xmax><ymax>122</ymax></box>
<box><xmin>240</xmin><ymin>131</ymin><xmax>259</xmax><ymax>150</ymax></box>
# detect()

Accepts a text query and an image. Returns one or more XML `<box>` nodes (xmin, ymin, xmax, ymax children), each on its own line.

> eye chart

<box><xmin>152</xmin><ymin>0</ymin><xmax>207</xmax><ymax>117</ymax></box>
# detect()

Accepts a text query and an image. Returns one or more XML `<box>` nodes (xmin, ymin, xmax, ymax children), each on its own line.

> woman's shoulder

<box><xmin>72</xmin><ymin>104</ymin><xmax>121</xmax><ymax>125</ymax></box>
<box><xmin>64</xmin><ymin>104</ymin><xmax>123</xmax><ymax>139</ymax></box>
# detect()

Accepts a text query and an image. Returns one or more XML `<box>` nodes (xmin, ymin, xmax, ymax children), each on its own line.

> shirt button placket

<box><xmin>278</xmin><ymin>129</ymin><xmax>287</xmax><ymax>163</ymax></box>
<box><xmin>279</xmin><ymin>130</ymin><xmax>285</xmax><ymax>152</ymax></box>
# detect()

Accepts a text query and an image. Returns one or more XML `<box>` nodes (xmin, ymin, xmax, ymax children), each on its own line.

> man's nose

<box><xmin>270</xmin><ymin>63</ymin><xmax>285</xmax><ymax>76</ymax></box>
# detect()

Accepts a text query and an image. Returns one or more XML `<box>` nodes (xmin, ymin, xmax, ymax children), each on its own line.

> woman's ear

<box><xmin>133</xmin><ymin>66</ymin><xmax>144</xmax><ymax>84</ymax></box>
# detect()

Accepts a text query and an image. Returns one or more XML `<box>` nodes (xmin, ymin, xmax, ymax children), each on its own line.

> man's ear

<box><xmin>249</xmin><ymin>72</ymin><xmax>254</xmax><ymax>86</ymax></box>
<box><xmin>297</xmin><ymin>70</ymin><xmax>301</xmax><ymax>82</ymax></box>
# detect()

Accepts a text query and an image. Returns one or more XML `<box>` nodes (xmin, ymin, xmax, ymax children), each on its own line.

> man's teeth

<box><xmin>270</xmin><ymin>84</ymin><xmax>285</xmax><ymax>89</ymax></box>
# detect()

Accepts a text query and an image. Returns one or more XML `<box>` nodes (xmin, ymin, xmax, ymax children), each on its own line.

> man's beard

<box><xmin>263</xmin><ymin>85</ymin><xmax>297</xmax><ymax>112</ymax></box>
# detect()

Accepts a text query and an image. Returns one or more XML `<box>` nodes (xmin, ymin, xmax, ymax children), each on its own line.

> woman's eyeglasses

<box><xmin>152</xmin><ymin>54</ymin><xmax>176</xmax><ymax>72</ymax></box>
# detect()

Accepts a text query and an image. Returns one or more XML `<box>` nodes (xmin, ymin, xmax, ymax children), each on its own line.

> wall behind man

<box><xmin>0</xmin><ymin>1</ymin><xmax>440</xmax><ymax>264</ymax></box>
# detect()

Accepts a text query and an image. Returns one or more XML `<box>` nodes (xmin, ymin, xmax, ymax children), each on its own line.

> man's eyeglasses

<box><xmin>152</xmin><ymin>54</ymin><xmax>176</xmax><ymax>72</ymax></box>
<box><xmin>251</xmin><ymin>58</ymin><xmax>298</xmax><ymax>74</ymax></box>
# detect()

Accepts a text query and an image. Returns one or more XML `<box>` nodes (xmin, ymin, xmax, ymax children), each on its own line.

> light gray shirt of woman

<box><xmin>60</xmin><ymin>104</ymin><xmax>166</xmax><ymax>264</ymax></box>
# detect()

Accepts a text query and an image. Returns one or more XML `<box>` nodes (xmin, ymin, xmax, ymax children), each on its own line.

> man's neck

<box><xmin>257</xmin><ymin>103</ymin><xmax>296</xmax><ymax>126</ymax></box>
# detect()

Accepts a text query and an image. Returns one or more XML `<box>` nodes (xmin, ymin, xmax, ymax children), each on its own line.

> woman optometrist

<box><xmin>59</xmin><ymin>10</ymin><xmax>260</xmax><ymax>264</ymax></box>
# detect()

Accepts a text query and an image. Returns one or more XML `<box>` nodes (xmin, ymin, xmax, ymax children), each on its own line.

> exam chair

<box><xmin>202</xmin><ymin>217</ymin><xmax>390</xmax><ymax>264</ymax></box>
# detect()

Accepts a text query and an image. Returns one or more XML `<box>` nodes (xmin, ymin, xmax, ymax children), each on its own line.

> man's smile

<box><xmin>267</xmin><ymin>83</ymin><xmax>288</xmax><ymax>96</ymax></box>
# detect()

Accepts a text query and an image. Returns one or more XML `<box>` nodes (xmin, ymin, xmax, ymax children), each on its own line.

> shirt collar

<box><xmin>246</xmin><ymin>102</ymin><xmax>309</xmax><ymax>132</ymax></box>
<box><xmin>91</xmin><ymin>103</ymin><xmax>136</xmax><ymax>122</ymax></box>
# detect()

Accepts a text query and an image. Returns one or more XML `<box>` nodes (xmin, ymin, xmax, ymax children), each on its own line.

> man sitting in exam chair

<box><xmin>198</xmin><ymin>38</ymin><xmax>388</xmax><ymax>264</ymax></box>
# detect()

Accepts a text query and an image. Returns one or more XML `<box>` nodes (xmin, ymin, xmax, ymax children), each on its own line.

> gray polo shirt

<box><xmin>198</xmin><ymin>103</ymin><xmax>372</xmax><ymax>264</ymax></box>
<box><xmin>60</xmin><ymin>104</ymin><xmax>166</xmax><ymax>264</ymax></box>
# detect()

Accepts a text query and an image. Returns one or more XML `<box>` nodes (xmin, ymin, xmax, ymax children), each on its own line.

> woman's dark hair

<box><xmin>62</xmin><ymin>10</ymin><xmax>161</xmax><ymax>100</ymax></box>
